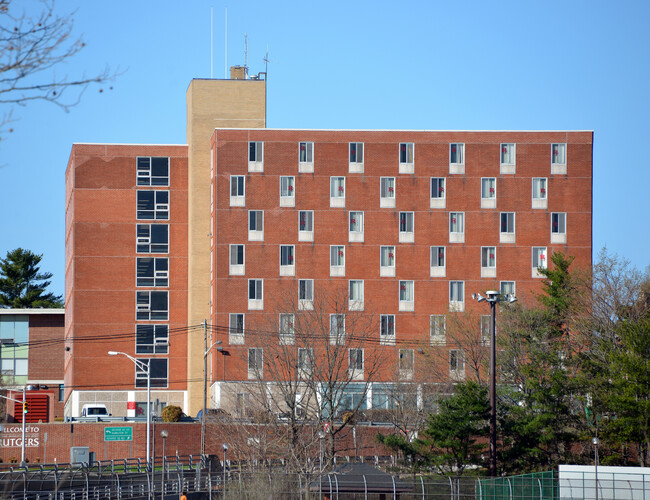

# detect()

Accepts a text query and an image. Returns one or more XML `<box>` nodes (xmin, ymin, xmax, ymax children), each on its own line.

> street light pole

<box><xmin>201</xmin><ymin>320</ymin><xmax>222</xmax><ymax>457</ymax></box>
<box><xmin>108</xmin><ymin>351</ymin><xmax>151</xmax><ymax>465</ymax></box>
<box><xmin>160</xmin><ymin>430</ymin><xmax>168</xmax><ymax>500</ymax></box>
<box><xmin>471</xmin><ymin>290</ymin><xmax>517</xmax><ymax>477</ymax></box>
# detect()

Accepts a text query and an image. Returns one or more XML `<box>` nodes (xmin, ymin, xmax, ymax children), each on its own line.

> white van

<box><xmin>81</xmin><ymin>404</ymin><xmax>110</xmax><ymax>417</ymax></box>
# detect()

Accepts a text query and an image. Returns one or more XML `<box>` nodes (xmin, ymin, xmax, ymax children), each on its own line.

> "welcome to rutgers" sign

<box><xmin>0</xmin><ymin>425</ymin><xmax>41</xmax><ymax>447</ymax></box>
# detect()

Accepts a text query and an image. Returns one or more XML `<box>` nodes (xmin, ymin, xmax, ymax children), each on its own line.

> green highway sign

<box><xmin>104</xmin><ymin>427</ymin><xmax>133</xmax><ymax>442</ymax></box>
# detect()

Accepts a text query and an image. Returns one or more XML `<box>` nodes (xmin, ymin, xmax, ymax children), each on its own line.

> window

<box><xmin>137</xmin><ymin>224</ymin><xmax>168</xmax><ymax>254</ymax></box>
<box><xmin>235</xmin><ymin>392</ymin><xmax>253</xmax><ymax>418</ymax></box>
<box><xmin>248</xmin><ymin>348</ymin><xmax>263</xmax><ymax>379</ymax></box>
<box><xmin>399</xmin><ymin>349</ymin><xmax>414</xmax><ymax>380</ymax></box>
<box><xmin>532</xmin><ymin>178</ymin><xmax>547</xmax><ymax>209</ymax></box>
<box><xmin>330</xmin><ymin>177</ymin><xmax>345</xmax><ymax>207</ymax></box>
<box><xmin>399</xmin><ymin>280</ymin><xmax>414</xmax><ymax>311</ymax></box>
<box><xmin>299</xmin><ymin>142</ymin><xmax>314</xmax><ymax>172</ymax></box>
<box><xmin>500</xmin><ymin>281</ymin><xmax>515</xmax><ymax>298</ymax></box>
<box><xmin>551</xmin><ymin>212</ymin><xmax>566</xmax><ymax>243</ymax></box>
<box><xmin>349</xmin><ymin>349</ymin><xmax>364</xmax><ymax>380</ymax></box>
<box><xmin>430</xmin><ymin>246</ymin><xmax>445</xmax><ymax>277</ymax></box>
<box><xmin>399</xmin><ymin>212</ymin><xmax>414</xmax><ymax>243</ymax></box>
<box><xmin>280</xmin><ymin>245</ymin><xmax>295</xmax><ymax>276</ymax></box>
<box><xmin>500</xmin><ymin>213</ymin><xmax>515</xmax><ymax>243</ymax></box>
<box><xmin>298</xmin><ymin>210</ymin><xmax>313</xmax><ymax>242</ymax></box>
<box><xmin>380</xmin><ymin>177</ymin><xmax>395</xmax><ymax>208</ymax></box>
<box><xmin>137</xmin><ymin>191</ymin><xmax>169</xmax><ymax>220</ymax></box>
<box><xmin>137</xmin><ymin>157</ymin><xmax>169</xmax><ymax>186</ymax></box>
<box><xmin>299</xmin><ymin>279</ymin><xmax>314</xmax><ymax>310</ymax></box>
<box><xmin>248</xmin><ymin>279</ymin><xmax>263</xmax><ymax>309</ymax></box>
<box><xmin>430</xmin><ymin>315</ymin><xmax>446</xmax><ymax>345</ymax></box>
<box><xmin>58</xmin><ymin>384</ymin><xmax>64</xmax><ymax>402</ymax></box>
<box><xmin>481</xmin><ymin>247</ymin><xmax>496</xmax><ymax>278</ymax></box>
<box><xmin>449</xmin><ymin>350</ymin><xmax>465</xmax><ymax>378</ymax></box>
<box><xmin>399</xmin><ymin>143</ymin><xmax>414</xmax><ymax>173</ymax></box>
<box><xmin>248</xmin><ymin>210</ymin><xmax>264</xmax><ymax>241</ymax></box>
<box><xmin>280</xmin><ymin>176</ymin><xmax>295</xmax><ymax>207</ymax></box>
<box><xmin>330</xmin><ymin>314</ymin><xmax>345</xmax><ymax>345</ymax></box>
<box><xmin>229</xmin><ymin>244</ymin><xmax>245</xmax><ymax>275</ymax></box>
<box><xmin>480</xmin><ymin>315</ymin><xmax>491</xmax><ymax>346</ymax></box>
<box><xmin>500</xmin><ymin>143</ymin><xmax>516</xmax><ymax>173</ymax></box>
<box><xmin>349</xmin><ymin>142</ymin><xmax>364</xmax><ymax>172</ymax></box>
<box><xmin>279</xmin><ymin>313</ymin><xmax>295</xmax><ymax>345</ymax></box>
<box><xmin>552</xmin><ymin>143</ymin><xmax>566</xmax><ymax>165</ymax></box>
<box><xmin>248</xmin><ymin>141</ymin><xmax>263</xmax><ymax>172</ymax></box>
<box><xmin>136</xmin><ymin>324</ymin><xmax>168</xmax><ymax>354</ymax></box>
<box><xmin>380</xmin><ymin>315</ymin><xmax>395</xmax><ymax>345</ymax></box>
<box><xmin>136</xmin><ymin>257</ymin><xmax>168</xmax><ymax>287</ymax></box>
<box><xmin>230</xmin><ymin>175</ymin><xmax>245</xmax><ymax>207</ymax></box>
<box><xmin>135</xmin><ymin>358</ymin><xmax>168</xmax><ymax>388</ymax></box>
<box><xmin>449</xmin><ymin>281</ymin><xmax>464</xmax><ymax>311</ymax></box>
<box><xmin>532</xmin><ymin>247</ymin><xmax>547</xmax><ymax>278</ymax></box>
<box><xmin>229</xmin><ymin>313</ymin><xmax>245</xmax><ymax>344</ymax></box>
<box><xmin>349</xmin><ymin>280</ymin><xmax>364</xmax><ymax>310</ymax></box>
<box><xmin>430</xmin><ymin>178</ymin><xmax>446</xmax><ymax>208</ymax></box>
<box><xmin>136</xmin><ymin>291</ymin><xmax>168</xmax><ymax>320</ymax></box>
<box><xmin>449</xmin><ymin>212</ymin><xmax>465</xmax><ymax>243</ymax></box>
<box><xmin>449</xmin><ymin>143</ymin><xmax>465</xmax><ymax>174</ymax></box>
<box><xmin>349</xmin><ymin>211</ymin><xmax>364</xmax><ymax>242</ymax></box>
<box><xmin>380</xmin><ymin>246</ymin><xmax>395</xmax><ymax>277</ymax></box>
<box><xmin>330</xmin><ymin>245</ymin><xmax>345</xmax><ymax>276</ymax></box>
<box><xmin>481</xmin><ymin>178</ymin><xmax>496</xmax><ymax>209</ymax></box>
<box><xmin>298</xmin><ymin>348</ymin><xmax>314</xmax><ymax>376</ymax></box>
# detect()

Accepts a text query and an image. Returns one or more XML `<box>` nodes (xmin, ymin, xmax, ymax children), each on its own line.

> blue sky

<box><xmin>1</xmin><ymin>0</ymin><xmax>649</xmax><ymax>297</ymax></box>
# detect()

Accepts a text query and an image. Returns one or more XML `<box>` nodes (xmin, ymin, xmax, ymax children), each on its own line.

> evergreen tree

<box><xmin>0</xmin><ymin>248</ymin><xmax>63</xmax><ymax>308</ymax></box>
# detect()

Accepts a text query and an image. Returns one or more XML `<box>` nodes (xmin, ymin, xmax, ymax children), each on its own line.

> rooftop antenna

<box><xmin>210</xmin><ymin>7</ymin><xmax>213</xmax><ymax>78</ymax></box>
<box><xmin>263</xmin><ymin>45</ymin><xmax>270</xmax><ymax>80</ymax></box>
<box><xmin>224</xmin><ymin>7</ymin><xmax>227</xmax><ymax>78</ymax></box>
<box><xmin>244</xmin><ymin>33</ymin><xmax>248</xmax><ymax>77</ymax></box>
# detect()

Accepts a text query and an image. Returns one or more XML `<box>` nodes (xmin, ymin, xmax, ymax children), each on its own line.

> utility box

<box><xmin>70</xmin><ymin>446</ymin><xmax>89</xmax><ymax>464</ymax></box>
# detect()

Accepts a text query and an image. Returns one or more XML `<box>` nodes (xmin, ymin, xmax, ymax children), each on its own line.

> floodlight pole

<box><xmin>0</xmin><ymin>391</ymin><xmax>28</xmax><ymax>466</ymax></box>
<box><xmin>201</xmin><ymin>320</ymin><xmax>222</xmax><ymax>457</ymax></box>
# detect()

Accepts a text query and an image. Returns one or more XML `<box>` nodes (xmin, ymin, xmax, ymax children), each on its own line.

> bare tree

<box><xmin>0</xmin><ymin>0</ymin><xmax>119</xmax><ymax>141</ymax></box>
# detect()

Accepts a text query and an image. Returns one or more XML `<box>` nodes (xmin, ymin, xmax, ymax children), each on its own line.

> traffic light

<box><xmin>23</xmin><ymin>401</ymin><xmax>28</xmax><ymax>414</ymax></box>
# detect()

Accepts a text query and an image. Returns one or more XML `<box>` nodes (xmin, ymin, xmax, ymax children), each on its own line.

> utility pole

<box><xmin>201</xmin><ymin>319</ymin><xmax>207</xmax><ymax>456</ymax></box>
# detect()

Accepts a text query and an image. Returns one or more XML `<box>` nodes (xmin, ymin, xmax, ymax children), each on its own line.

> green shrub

<box><xmin>161</xmin><ymin>405</ymin><xmax>183</xmax><ymax>422</ymax></box>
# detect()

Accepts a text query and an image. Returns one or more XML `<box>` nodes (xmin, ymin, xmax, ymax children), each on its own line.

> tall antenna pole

<box><xmin>224</xmin><ymin>8</ymin><xmax>228</xmax><ymax>78</ymax></box>
<box><xmin>210</xmin><ymin>7</ymin><xmax>213</xmax><ymax>78</ymax></box>
<box><xmin>244</xmin><ymin>33</ymin><xmax>248</xmax><ymax>75</ymax></box>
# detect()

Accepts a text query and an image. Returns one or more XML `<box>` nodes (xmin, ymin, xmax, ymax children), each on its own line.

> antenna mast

<box><xmin>224</xmin><ymin>8</ymin><xmax>227</xmax><ymax>78</ymax></box>
<box><xmin>244</xmin><ymin>33</ymin><xmax>248</xmax><ymax>77</ymax></box>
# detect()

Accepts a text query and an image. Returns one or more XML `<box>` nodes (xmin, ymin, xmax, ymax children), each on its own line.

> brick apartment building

<box><xmin>64</xmin><ymin>70</ymin><xmax>592</xmax><ymax>419</ymax></box>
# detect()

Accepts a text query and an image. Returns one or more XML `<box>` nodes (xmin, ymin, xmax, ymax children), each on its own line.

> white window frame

<box><xmin>532</xmin><ymin>247</ymin><xmax>547</xmax><ymax>278</ymax></box>
<box><xmin>380</xmin><ymin>177</ymin><xmax>396</xmax><ymax>208</ymax></box>
<box><xmin>248</xmin><ymin>210</ymin><xmax>264</xmax><ymax>241</ymax></box>
<box><xmin>349</xmin><ymin>211</ymin><xmax>364</xmax><ymax>242</ymax></box>
<box><xmin>399</xmin><ymin>280</ymin><xmax>414</xmax><ymax>312</ymax></box>
<box><xmin>449</xmin><ymin>349</ymin><xmax>465</xmax><ymax>380</ymax></box>
<box><xmin>229</xmin><ymin>313</ymin><xmax>245</xmax><ymax>345</ymax></box>
<box><xmin>449</xmin><ymin>143</ymin><xmax>465</xmax><ymax>174</ymax></box>
<box><xmin>248</xmin><ymin>279</ymin><xmax>264</xmax><ymax>310</ymax></box>
<box><xmin>481</xmin><ymin>177</ymin><xmax>497</xmax><ymax>209</ymax></box>
<box><xmin>449</xmin><ymin>212</ymin><xmax>465</xmax><ymax>243</ymax></box>
<box><xmin>399</xmin><ymin>142</ymin><xmax>414</xmax><ymax>174</ymax></box>
<box><xmin>430</xmin><ymin>246</ymin><xmax>446</xmax><ymax>277</ymax></box>
<box><xmin>380</xmin><ymin>246</ymin><xmax>395</xmax><ymax>277</ymax></box>
<box><xmin>349</xmin><ymin>280</ymin><xmax>364</xmax><ymax>311</ymax></box>
<box><xmin>330</xmin><ymin>314</ymin><xmax>345</xmax><ymax>345</ymax></box>
<box><xmin>136</xmin><ymin>224</ymin><xmax>169</xmax><ymax>254</ymax></box>
<box><xmin>230</xmin><ymin>175</ymin><xmax>245</xmax><ymax>207</ymax></box>
<box><xmin>500</xmin><ymin>212</ymin><xmax>515</xmax><ymax>244</ymax></box>
<box><xmin>481</xmin><ymin>247</ymin><xmax>497</xmax><ymax>278</ymax></box>
<box><xmin>280</xmin><ymin>176</ymin><xmax>295</xmax><ymax>207</ymax></box>
<box><xmin>349</xmin><ymin>142</ymin><xmax>364</xmax><ymax>173</ymax></box>
<box><xmin>399</xmin><ymin>349</ymin><xmax>414</xmax><ymax>381</ymax></box>
<box><xmin>500</xmin><ymin>143</ymin><xmax>516</xmax><ymax>174</ymax></box>
<box><xmin>330</xmin><ymin>245</ymin><xmax>345</xmax><ymax>277</ymax></box>
<box><xmin>399</xmin><ymin>212</ymin><xmax>414</xmax><ymax>243</ymax></box>
<box><xmin>136</xmin><ymin>291</ymin><xmax>168</xmax><ymax>321</ymax></box>
<box><xmin>248</xmin><ymin>141</ymin><xmax>264</xmax><ymax>173</ymax></box>
<box><xmin>430</xmin><ymin>177</ymin><xmax>446</xmax><ymax>209</ymax></box>
<box><xmin>136</xmin><ymin>324</ymin><xmax>169</xmax><ymax>354</ymax></box>
<box><xmin>551</xmin><ymin>143</ymin><xmax>567</xmax><ymax>174</ymax></box>
<box><xmin>449</xmin><ymin>281</ymin><xmax>465</xmax><ymax>312</ymax></box>
<box><xmin>136</xmin><ymin>359</ymin><xmax>168</xmax><ymax>389</ymax></box>
<box><xmin>480</xmin><ymin>315</ymin><xmax>491</xmax><ymax>346</ymax></box>
<box><xmin>430</xmin><ymin>315</ymin><xmax>446</xmax><ymax>345</ymax></box>
<box><xmin>298</xmin><ymin>279</ymin><xmax>314</xmax><ymax>310</ymax></box>
<box><xmin>137</xmin><ymin>191</ymin><xmax>169</xmax><ymax>220</ymax></box>
<box><xmin>349</xmin><ymin>348</ymin><xmax>364</xmax><ymax>381</ymax></box>
<box><xmin>229</xmin><ymin>244</ymin><xmax>245</xmax><ymax>276</ymax></box>
<box><xmin>137</xmin><ymin>157</ymin><xmax>169</xmax><ymax>187</ymax></box>
<box><xmin>330</xmin><ymin>177</ymin><xmax>346</xmax><ymax>207</ymax></box>
<box><xmin>279</xmin><ymin>313</ymin><xmax>295</xmax><ymax>345</ymax></box>
<box><xmin>299</xmin><ymin>141</ymin><xmax>314</xmax><ymax>173</ymax></box>
<box><xmin>532</xmin><ymin>178</ymin><xmax>548</xmax><ymax>209</ymax></box>
<box><xmin>551</xmin><ymin>212</ymin><xmax>567</xmax><ymax>244</ymax></box>
<box><xmin>136</xmin><ymin>257</ymin><xmax>169</xmax><ymax>287</ymax></box>
<box><xmin>380</xmin><ymin>314</ymin><xmax>395</xmax><ymax>346</ymax></box>
<box><xmin>248</xmin><ymin>348</ymin><xmax>263</xmax><ymax>379</ymax></box>
<box><xmin>280</xmin><ymin>245</ymin><xmax>295</xmax><ymax>276</ymax></box>
<box><xmin>298</xmin><ymin>348</ymin><xmax>314</xmax><ymax>378</ymax></box>
<box><xmin>500</xmin><ymin>281</ymin><xmax>516</xmax><ymax>299</ymax></box>
<box><xmin>298</xmin><ymin>210</ymin><xmax>314</xmax><ymax>242</ymax></box>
